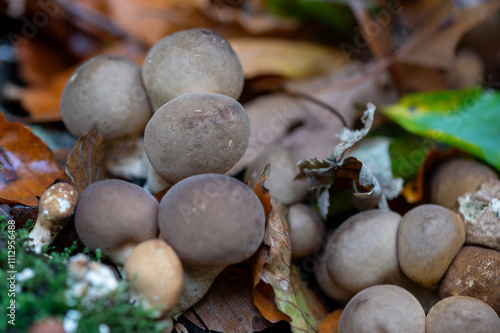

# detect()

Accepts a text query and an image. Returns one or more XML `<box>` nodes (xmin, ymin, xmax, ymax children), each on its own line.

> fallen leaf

<box><xmin>0</xmin><ymin>113</ymin><xmax>62</xmax><ymax>206</ymax></box>
<box><xmin>382</xmin><ymin>87</ymin><xmax>500</xmax><ymax>171</ymax></box>
<box><xmin>401</xmin><ymin>0</ymin><xmax>500</xmax><ymax>70</ymax></box>
<box><xmin>318</xmin><ymin>309</ymin><xmax>343</xmax><ymax>333</ymax></box>
<box><xmin>20</xmin><ymin>66</ymin><xmax>76</xmax><ymax>122</ymax></box>
<box><xmin>250</xmin><ymin>165</ymin><xmax>325</xmax><ymax>332</ymax></box>
<box><xmin>184</xmin><ymin>266</ymin><xmax>273</xmax><ymax>333</ymax></box>
<box><xmin>229</xmin><ymin>38</ymin><xmax>347</xmax><ymax>79</ymax></box>
<box><xmin>105</xmin><ymin>0</ymin><xmax>205</xmax><ymax>46</ymax></box>
<box><xmin>65</xmin><ymin>128</ymin><xmax>106</xmax><ymax>194</ymax></box>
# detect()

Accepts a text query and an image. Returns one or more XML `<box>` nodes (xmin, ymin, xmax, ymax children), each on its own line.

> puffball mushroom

<box><xmin>430</xmin><ymin>158</ymin><xmax>498</xmax><ymax>210</ymax></box>
<box><xmin>287</xmin><ymin>203</ymin><xmax>325</xmax><ymax>258</ymax></box>
<box><xmin>338</xmin><ymin>284</ymin><xmax>426</xmax><ymax>333</ymax></box>
<box><xmin>158</xmin><ymin>174</ymin><xmax>266</xmax><ymax>316</ymax></box>
<box><xmin>142</xmin><ymin>28</ymin><xmax>244</xmax><ymax>111</ymax></box>
<box><xmin>60</xmin><ymin>54</ymin><xmax>153</xmax><ymax>179</ymax></box>
<box><xmin>316</xmin><ymin>209</ymin><xmax>403</xmax><ymax>295</ymax></box>
<box><xmin>144</xmin><ymin>92</ymin><xmax>250</xmax><ymax>184</ymax></box>
<box><xmin>74</xmin><ymin>179</ymin><xmax>159</xmax><ymax>264</ymax></box>
<box><xmin>244</xmin><ymin>147</ymin><xmax>308</xmax><ymax>205</ymax></box>
<box><xmin>27</xmin><ymin>182</ymin><xmax>79</xmax><ymax>254</ymax></box>
<box><xmin>398</xmin><ymin>204</ymin><xmax>465</xmax><ymax>289</ymax></box>
<box><xmin>124</xmin><ymin>239</ymin><xmax>183</xmax><ymax>314</ymax></box>
<box><xmin>439</xmin><ymin>246</ymin><xmax>500</xmax><ymax>315</ymax></box>
<box><xmin>426</xmin><ymin>296</ymin><xmax>500</xmax><ymax>333</ymax></box>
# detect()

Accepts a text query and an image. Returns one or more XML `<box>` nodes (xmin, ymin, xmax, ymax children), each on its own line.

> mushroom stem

<box><xmin>105</xmin><ymin>137</ymin><xmax>149</xmax><ymax>180</ymax></box>
<box><xmin>27</xmin><ymin>183</ymin><xmax>79</xmax><ymax>254</ymax></box>
<box><xmin>171</xmin><ymin>265</ymin><xmax>225</xmax><ymax>318</ymax></box>
<box><xmin>143</xmin><ymin>163</ymin><xmax>170</xmax><ymax>194</ymax></box>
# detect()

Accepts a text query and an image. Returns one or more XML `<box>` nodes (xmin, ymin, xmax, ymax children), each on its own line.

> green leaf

<box><xmin>381</xmin><ymin>87</ymin><xmax>500</xmax><ymax>171</ymax></box>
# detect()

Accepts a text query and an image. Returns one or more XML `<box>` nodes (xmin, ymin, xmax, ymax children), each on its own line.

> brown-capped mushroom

<box><xmin>426</xmin><ymin>296</ymin><xmax>500</xmax><ymax>333</ymax></box>
<box><xmin>244</xmin><ymin>147</ymin><xmax>308</xmax><ymax>205</ymax></box>
<box><xmin>430</xmin><ymin>158</ymin><xmax>498</xmax><ymax>210</ymax></box>
<box><xmin>142</xmin><ymin>28</ymin><xmax>244</xmax><ymax>111</ymax></box>
<box><xmin>439</xmin><ymin>246</ymin><xmax>500</xmax><ymax>315</ymax></box>
<box><xmin>74</xmin><ymin>179</ymin><xmax>159</xmax><ymax>264</ymax></box>
<box><xmin>124</xmin><ymin>239</ymin><xmax>183</xmax><ymax>315</ymax></box>
<box><xmin>398</xmin><ymin>204</ymin><xmax>465</xmax><ymax>288</ymax></box>
<box><xmin>338</xmin><ymin>284</ymin><xmax>426</xmax><ymax>333</ymax></box>
<box><xmin>316</xmin><ymin>209</ymin><xmax>403</xmax><ymax>295</ymax></box>
<box><xmin>60</xmin><ymin>54</ymin><xmax>153</xmax><ymax>179</ymax></box>
<box><xmin>286</xmin><ymin>203</ymin><xmax>325</xmax><ymax>258</ymax></box>
<box><xmin>144</xmin><ymin>92</ymin><xmax>250</xmax><ymax>184</ymax></box>
<box><xmin>27</xmin><ymin>183</ymin><xmax>79</xmax><ymax>254</ymax></box>
<box><xmin>158</xmin><ymin>174</ymin><xmax>265</xmax><ymax>316</ymax></box>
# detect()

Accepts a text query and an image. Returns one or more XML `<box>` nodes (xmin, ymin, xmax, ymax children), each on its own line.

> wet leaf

<box><xmin>382</xmin><ymin>87</ymin><xmax>500</xmax><ymax>171</ymax></box>
<box><xmin>250</xmin><ymin>166</ymin><xmax>326</xmax><ymax>332</ymax></box>
<box><xmin>184</xmin><ymin>266</ymin><xmax>272</xmax><ymax>333</ymax></box>
<box><xmin>318</xmin><ymin>309</ymin><xmax>342</xmax><ymax>333</ymax></box>
<box><xmin>0</xmin><ymin>113</ymin><xmax>62</xmax><ymax>206</ymax></box>
<box><xmin>229</xmin><ymin>38</ymin><xmax>347</xmax><ymax>79</ymax></box>
<box><xmin>65</xmin><ymin>128</ymin><xmax>106</xmax><ymax>194</ymax></box>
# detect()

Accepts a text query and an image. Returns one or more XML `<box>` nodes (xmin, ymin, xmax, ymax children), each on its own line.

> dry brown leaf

<box><xmin>105</xmin><ymin>0</ymin><xmax>205</xmax><ymax>46</ymax></box>
<box><xmin>402</xmin><ymin>0</ymin><xmax>500</xmax><ymax>70</ymax></box>
<box><xmin>229</xmin><ymin>38</ymin><xmax>347</xmax><ymax>79</ymax></box>
<box><xmin>318</xmin><ymin>309</ymin><xmax>343</xmax><ymax>333</ymax></box>
<box><xmin>20</xmin><ymin>66</ymin><xmax>76</xmax><ymax>122</ymax></box>
<box><xmin>250</xmin><ymin>165</ymin><xmax>325</xmax><ymax>332</ymax></box>
<box><xmin>0</xmin><ymin>113</ymin><xmax>62</xmax><ymax>206</ymax></box>
<box><xmin>65</xmin><ymin>128</ymin><xmax>106</xmax><ymax>194</ymax></box>
<box><xmin>184</xmin><ymin>266</ymin><xmax>273</xmax><ymax>333</ymax></box>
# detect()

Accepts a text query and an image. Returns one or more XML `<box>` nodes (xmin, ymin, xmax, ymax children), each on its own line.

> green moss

<box><xmin>0</xmin><ymin>221</ymin><xmax>162</xmax><ymax>333</ymax></box>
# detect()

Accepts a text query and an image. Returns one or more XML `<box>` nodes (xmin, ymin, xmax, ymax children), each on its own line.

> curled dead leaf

<box><xmin>0</xmin><ymin>113</ymin><xmax>62</xmax><ymax>206</ymax></box>
<box><xmin>65</xmin><ymin>128</ymin><xmax>106</xmax><ymax>194</ymax></box>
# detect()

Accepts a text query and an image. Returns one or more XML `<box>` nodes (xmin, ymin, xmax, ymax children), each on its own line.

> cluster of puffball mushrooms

<box><xmin>25</xmin><ymin>27</ymin><xmax>500</xmax><ymax>332</ymax></box>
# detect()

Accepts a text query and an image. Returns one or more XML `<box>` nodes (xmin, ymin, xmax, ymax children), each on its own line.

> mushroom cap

<box><xmin>124</xmin><ymin>239</ymin><xmax>183</xmax><ymax>313</ymax></box>
<box><xmin>426</xmin><ymin>296</ymin><xmax>500</xmax><ymax>333</ymax></box>
<box><xmin>439</xmin><ymin>246</ymin><xmax>500</xmax><ymax>315</ymax></box>
<box><xmin>142</xmin><ymin>28</ymin><xmax>244</xmax><ymax>111</ymax></box>
<box><xmin>315</xmin><ymin>257</ymin><xmax>355</xmax><ymax>302</ymax></box>
<box><xmin>430</xmin><ymin>158</ymin><xmax>498</xmax><ymax>210</ymax></box>
<box><xmin>158</xmin><ymin>174</ymin><xmax>265</xmax><ymax>267</ymax></box>
<box><xmin>61</xmin><ymin>54</ymin><xmax>152</xmax><ymax>141</ymax></box>
<box><xmin>338</xmin><ymin>284</ymin><xmax>426</xmax><ymax>333</ymax></box>
<box><xmin>144</xmin><ymin>92</ymin><xmax>250</xmax><ymax>184</ymax></box>
<box><xmin>244</xmin><ymin>147</ymin><xmax>308</xmax><ymax>204</ymax></box>
<box><xmin>398</xmin><ymin>204</ymin><xmax>465</xmax><ymax>288</ymax></box>
<box><xmin>74</xmin><ymin>179</ymin><xmax>159</xmax><ymax>264</ymax></box>
<box><xmin>287</xmin><ymin>203</ymin><xmax>325</xmax><ymax>258</ymax></box>
<box><xmin>324</xmin><ymin>209</ymin><xmax>403</xmax><ymax>294</ymax></box>
<box><xmin>38</xmin><ymin>182</ymin><xmax>79</xmax><ymax>224</ymax></box>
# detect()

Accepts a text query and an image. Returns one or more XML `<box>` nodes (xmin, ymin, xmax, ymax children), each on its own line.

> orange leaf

<box><xmin>65</xmin><ymin>128</ymin><xmax>106</xmax><ymax>194</ymax></box>
<box><xmin>318</xmin><ymin>309</ymin><xmax>343</xmax><ymax>333</ymax></box>
<box><xmin>0</xmin><ymin>113</ymin><xmax>62</xmax><ymax>206</ymax></box>
<box><xmin>184</xmin><ymin>266</ymin><xmax>273</xmax><ymax>333</ymax></box>
<box><xmin>253</xmin><ymin>163</ymin><xmax>271</xmax><ymax>223</ymax></box>
<box><xmin>20</xmin><ymin>66</ymin><xmax>76</xmax><ymax>122</ymax></box>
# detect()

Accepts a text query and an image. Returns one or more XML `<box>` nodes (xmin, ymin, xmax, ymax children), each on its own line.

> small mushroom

<box><xmin>60</xmin><ymin>54</ymin><xmax>153</xmax><ymax>179</ymax></box>
<box><xmin>158</xmin><ymin>174</ymin><xmax>266</xmax><ymax>316</ymax></box>
<box><xmin>338</xmin><ymin>284</ymin><xmax>426</xmax><ymax>333</ymax></box>
<box><xmin>398</xmin><ymin>204</ymin><xmax>465</xmax><ymax>288</ymax></box>
<box><xmin>124</xmin><ymin>239</ymin><xmax>183</xmax><ymax>314</ymax></box>
<box><xmin>74</xmin><ymin>179</ymin><xmax>159</xmax><ymax>264</ymax></box>
<box><xmin>286</xmin><ymin>203</ymin><xmax>325</xmax><ymax>258</ymax></box>
<box><xmin>142</xmin><ymin>28</ymin><xmax>244</xmax><ymax>111</ymax></box>
<box><xmin>430</xmin><ymin>158</ymin><xmax>498</xmax><ymax>210</ymax></box>
<box><xmin>244</xmin><ymin>147</ymin><xmax>308</xmax><ymax>205</ymax></box>
<box><xmin>426</xmin><ymin>296</ymin><xmax>500</xmax><ymax>333</ymax></box>
<box><xmin>439</xmin><ymin>246</ymin><xmax>500</xmax><ymax>315</ymax></box>
<box><xmin>458</xmin><ymin>178</ymin><xmax>500</xmax><ymax>251</ymax></box>
<box><xmin>144</xmin><ymin>92</ymin><xmax>250</xmax><ymax>184</ymax></box>
<box><xmin>27</xmin><ymin>183</ymin><xmax>79</xmax><ymax>254</ymax></box>
<box><xmin>316</xmin><ymin>209</ymin><xmax>403</xmax><ymax>295</ymax></box>
<box><xmin>29</xmin><ymin>318</ymin><xmax>65</xmax><ymax>333</ymax></box>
